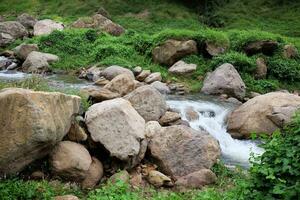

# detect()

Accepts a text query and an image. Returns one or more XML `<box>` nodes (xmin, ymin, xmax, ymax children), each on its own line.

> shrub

<box><xmin>210</xmin><ymin>52</ymin><xmax>256</xmax><ymax>73</ymax></box>
<box><xmin>267</xmin><ymin>58</ymin><xmax>300</xmax><ymax>81</ymax></box>
<box><xmin>243</xmin><ymin>114</ymin><xmax>300</xmax><ymax>199</ymax></box>
<box><xmin>242</xmin><ymin>74</ymin><xmax>279</xmax><ymax>93</ymax></box>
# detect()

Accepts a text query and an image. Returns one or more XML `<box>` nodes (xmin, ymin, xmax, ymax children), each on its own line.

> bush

<box><xmin>267</xmin><ymin>58</ymin><xmax>300</xmax><ymax>81</ymax></box>
<box><xmin>242</xmin><ymin>114</ymin><xmax>300</xmax><ymax>199</ymax></box>
<box><xmin>210</xmin><ymin>52</ymin><xmax>256</xmax><ymax>73</ymax></box>
<box><xmin>242</xmin><ymin>74</ymin><xmax>279</xmax><ymax>93</ymax></box>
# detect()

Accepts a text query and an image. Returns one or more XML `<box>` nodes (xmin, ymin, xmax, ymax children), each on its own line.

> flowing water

<box><xmin>167</xmin><ymin>95</ymin><xmax>264</xmax><ymax>168</ymax></box>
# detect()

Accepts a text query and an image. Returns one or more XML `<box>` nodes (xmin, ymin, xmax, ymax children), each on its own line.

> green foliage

<box><xmin>227</xmin><ymin>30</ymin><xmax>283</xmax><ymax>52</ymax></box>
<box><xmin>211</xmin><ymin>52</ymin><xmax>256</xmax><ymax>73</ymax></box>
<box><xmin>267</xmin><ymin>58</ymin><xmax>300</xmax><ymax>81</ymax></box>
<box><xmin>0</xmin><ymin>178</ymin><xmax>83</xmax><ymax>200</ymax></box>
<box><xmin>242</xmin><ymin>74</ymin><xmax>279</xmax><ymax>94</ymax></box>
<box><xmin>240</xmin><ymin>114</ymin><xmax>300</xmax><ymax>199</ymax></box>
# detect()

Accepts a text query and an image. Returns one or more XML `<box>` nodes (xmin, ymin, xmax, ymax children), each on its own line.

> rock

<box><xmin>249</xmin><ymin>92</ymin><xmax>261</xmax><ymax>98</ymax></box>
<box><xmin>101</xmin><ymin>65</ymin><xmax>134</xmax><ymax>80</ymax></box>
<box><xmin>168</xmin><ymin>60</ymin><xmax>197</xmax><ymax>75</ymax></box>
<box><xmin>255</xmin><ymin>57</ymin><xmax>267</xmax><ymax>79</ymax></box>
<box><xmin>110</xmin><ymin>170</ymin><xmax>130</xmax><ymax>183</ymax></box>
<box><xmin>125</xmin><ymin>85</ymin><xmax>168</xmax><ymax>121</ymax></box>
<box><xmin>145</xmin><ymin>121</ymin><xmax>162</xmax><ymax>139</ymax></box>
<box><xmin>0</xmin><ymin>16</ymin><xmax>4</xmax><ymax>22</ymax></box>
<box><xmin>22</xmin><ymin>51</ymin><xmax>59</xmax><ymax>73</ymax></box>
<box><xmin>168</xmin><ymin>119</ymin><xmax>190</xmax><ymax>127</ymax></box>
<box><xmin>185</xmin><ymin>107</ymin><xmax>199</xmax><ymax>121</ymax></box>
<box><xmin>94</xmin><ymin>77</ymin><xmax>110</xmax><ymax>86</ymax></box>
<box><xmin>72</xmin><ymin>14</ymin><xmax>125</xmax><ymax>36</ymax></box>
<box><xmin>205</xmin><ymin>41</ymin><xmax>227</xmax><ymax>57</ymax></box>
<box><xmin>228</xmin><ymin>92</ymin><xmax>300</xmax><ymax>138</ymax></box>
<box><xmin>0</xmin><ymin>88</ymin><xmax>80</xmax><ymax>175</ymax></box>
<box><xmin>201</xmin><ymin>63</ymin><xmax>246</xmax><ymax>100</ymax></box>
<box><xmin>268</xmin><ymin>106</ymin><xmax>300</xmax><ymax>128</ymax></box>
<box><xmin>6</xmin><ymin>62</ymin><xmax>18</xmax><ymax>70</ymax></box>
<box><xmin>144</xmin><ymin>72</ymin><xmax>162</xmax><ymax>84</ymax></box>
<box><xmin>159</xmin><ymin>111</ymin><xmax>181</xmax><ymax>126</ymax></box>
<box><xmin>34</xmin><ymin>19</ymin><xmax>64</xmax><ymax>36</ymax></box>
<box><xmin>82</xmin><ymin>157</ymin><xmax>104</xmax><ymax>189</ymax></box>
<box><xmin>31</xmin><ymin>171</ymin><xmax>45</xmax><ymax>180</ymax></box>
<box><xmin>134</xmin><ymin>80</ymin><xmax>145</xmax><ymax>88</ymax></box>
<box><xmin>67</xmin><ymin>122</ymin><xmax>88</xmax><ymax>142</ymax></box>
<box><xmin>54</xmin><ymin>195</ymin><xmax>79</xmax><ymax>200</ymax></box>
<box><xmin>147</xmin><ymin>170</ymin><xmax>173</xmax><ymax>187</ymax></box>
<box><xmin>85</xmin><ymin>66</ymin><xmax>102</xmax><ymax>81</ymax></box>
<box><xmin>14</xmin><ymin>43</ymin><xmax>39</xmax><ymax>60</ymax></box>
<box><xmin>226</xmin><ymin>97</ymin><xmax>243</xmax><ymax>105</ymax></box>
<box><xmin>150</xmin><ymin>81</ymin><xmax>170</xmax><ymax>94</ymax></box>
<box><xmin>136</xmin><ymin>70</ymin><xmax>151</xmax><ymax>81</ymax></box>
<box><xmin>148</xmin><ymin>125</ymin><xmax>220</xmax><ymax>178</ymax></box>
<box><xmin>152</xmin><ymin>39</ymin><xmax>198</xmax><ymax>66</ymax></box>
<box><xmin>175</xmin><ymin>169</ymin><xmax>217</xmax><ymax>189</ymax></box>
<box><xmin>133</xmin><ymin>66</ymin><xmax>142</xmax><ymax>76</ymax></box>
<box><xmin>104</xmin><ymin>74</ymin><xmax>135</xmax><ymax>96</ymax></box>
<box><xmin>17</xmin><ymin>13</ymin><xmax>37</xmax><ymax>29</ymax></box>
<box><xmin>50</xmin><ymin>141</ymin><xmax>92</xmax><ymax>182</ymax></box>
<box><xmin>83</xmin><ymin>87</ymin><xmax>120</xmax><ymax>103</ymax></box>
<box><xmin>244</xmin><ymin>40</ymin><xmax>278</xmax><ymax>56</ymax></box>
<box><xmin>85</xmin><ymin>98</ymin><xmax>146</xmax><ymax>167</ymax></box>
<box><xmin>283</xmin><ymin>44</ymin><xmax>298</xmax><ymax>59</ymax></box>
<box><xmin>0</xmin><ymin>21</ymin><xmax>28</xmax><ymax>47</ymax></box>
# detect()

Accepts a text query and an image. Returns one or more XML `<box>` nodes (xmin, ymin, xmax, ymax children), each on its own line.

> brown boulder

<box><xmin>152</xmin><ymin>39</ymin><xmax>198</xmax><ymax>66</ymax></box>
<box><xmin>104</xmin><ymin>74</ymin><xmax>135</xmax><ymax>96</ymax></box>
<box><xmin>159</xmin><ymin>111</ymin><xmax>181</xmax><ymax>126</ymax></box>
<box><xmin>0</xmin><ymin>88</ymin><xmax>80</xmax><ymax>175</ymax></box>
<box><xmin>50</xmin><ymin>141</ymin><xmax>92</xmax><ymax>182</ymax></box>
<box><xmin>148</xmin><ymin>125</ymin><xmax>220</xmax><ymax>179</ymax></box>
<box><xmin>228</xmin><ymin>92</ymin><xmax>300</xmax><ymax>138</ymax></box>
<box><xmin>81</xmin><ymin>157</ymin><xmax>104</xmax><ymax>189</ymax></box>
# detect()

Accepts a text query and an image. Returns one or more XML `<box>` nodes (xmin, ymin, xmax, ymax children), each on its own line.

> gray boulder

<box><xmin>201</xmin><ymin>63</ymin><xmax>246</xmax><ymax>100</ymax></box>
<box><xmin>34</xmin><ymin>19</ymin><xmax>64</xmax><ymax>36</ymax></box>
<box><xmin>22</xmin><ymin>51</ymin><xmax>59</xmax><ymax>73</ymax></box>
<box><xmin>101</xmin><ymin>65</ymin><xmax>134</xmax><ymax>80</ymax></box>
<box><xmin>14</xmin><ymin>43</ymin><xmax>39</xmax><ymax>60</ymax></box>
<box><xmin>17</xmin><ymin>13</ymin><xmax>37</xmax><ymax>29</ymax></box>
<box><xmin>0</xmin><ymin>21</ymin><xmax>28</xmax><ymax>47</ymax></box>
<box><xmin>85</xmin><ymin>98</ymin><xmax>146</xmax><ymax>167</ymax></box>
<box><xmin>148</xmin><ymin>125</ymin><xmax>220</xmax><ymax>179</ymax></box>
<box><xmin>125</xmin><ymin>85</ymin><xmax>168</xmax><ymax>121</ymax></box>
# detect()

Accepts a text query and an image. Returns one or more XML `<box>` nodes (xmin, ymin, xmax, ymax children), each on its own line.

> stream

<box><xmin>0</xmin><ymin>67</ymin><xmax>264</xmax><ymax>168</ymax></box>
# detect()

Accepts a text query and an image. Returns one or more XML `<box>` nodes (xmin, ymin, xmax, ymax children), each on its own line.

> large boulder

<box><xmin>50</xmin><ymin>141</ymin><xmax>92</xmax><ymax>182</ymax></box>
<box><xmin>228</xmin><ymin>92</ymin><xmax>300</xmax><ymax>139</ymax></box>
<box><xmin>152</xmin><ymin>39</ymin><xmax>198</xmax><ymax>66</ymax></box>
<box><xmin>244</xmin><ymin>40</ymin><xmax>278</xmax><ymax>56</ymax></box>
<box><xmin>201</xmin><ymin>63</ymin><xmax>246</xmax><ymax>100</ymax></box>
<box><xmin>85</xmin><ymin>98</ymin><xmax>146</xmax><ymax>167</ymax></box>
<box><xmin>0</xmin><ymin>88</ymin><xmax>80</xmax><ymax>175</ymax></box>
<box><xmin>125</xmin><ymin>85</ymin><xmax>168</xmax><ymax>121</ymax></box>
<box><xmin>33</xmin><ymin>19</ymin><xmax>64</xmax><ymax>36</ymax></box>
<box><xmin>72</xmin><ymin>14</ymin><xmax>125</xmax><ymax>36</ymax></box>
<box><xmin>168</xmin><ymin>60</ymin><xmax>197</xmax><ymax>75</ymax></box>
<box><xmin>0</xmin><ymin>21</ymin><xmax>28</xmax><ymax>47</ymax></box>
<box><xmin>101</xmin><ymin>65</ymin><xmax>134</xmax><ymax>80</ymax></box>
<box><xmin>14</xmin><ymin>43</ymin><xmax>39</xmax><ymax>60</ymax></box>
<box><xmin>148</xmin><ymin>125</ymin><xmax>220</xmax><ymax>179</ymax></box>
<box><xmin>17</xmin><ymin>13</ymin><xmax>37</xmax><ymax>29</ymax></box>
<box><xmin>104</xmin><ymin>74</ymin><xmax>135</xmax><ymax>96</ymax></box>
<box><xmin>22</xmin><ymin>51</ymin><xmax>59</xmax><ymax>73</ymax></box>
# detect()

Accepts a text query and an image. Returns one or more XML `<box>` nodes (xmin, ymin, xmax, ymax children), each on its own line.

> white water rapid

<box><xmin>167</xmin><ymin>97</ymin><xmax>264</xmax><ymax>168</ymax></box>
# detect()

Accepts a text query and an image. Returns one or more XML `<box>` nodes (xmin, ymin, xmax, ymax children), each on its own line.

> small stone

<box><xmin>147</xmin><ymin>170</ymin><xmax>173</xmax><ymax>187</ymax></box>
<box><xmin>82</xmin><ymin>87</ymin><xmax>120</xmax><ymax>103</ymax></box>
<box><xmin>133</xmin><ymin>66</ymin><xmax>143</xmax><ymax>76</ymax></box>
<box><xmin>54</xmin><ymin>195</ymin><xmax>79</xmax><ymax>200</ymax></box>
<box><xmin>144</xmin><ymin>72</ymin><xmax>162</xmax><ymax>84</ymax></box>
<box><xmin>168</xmin><ymin>60</ymin><xmax>197</xmax><ymax>75</ymax></box>
<box><xmin>81</xmin><ymin>157</ymin><xmax>104</xmax><ymax>189</ymax></box>
<box><xmin>145</xmin><ymin>121</ymin><xmax>162</xmax><ymax>139</ymax></box>
<box><xmin>14</xmin><ymin>43</ymin><xmax>39</xmax><ymax>60</ymax></box>
<box><xmin>255</xmin><ymin>57</ymin><xmax>267</xmax><ymax>79</ymax></box>
<box><xmin>34</xmin><ymin>19</ymin><xmax>64</xmax><ymax>36</ymax></box>
<box><xmin>136</xmin><ymin>70</ymin><xmax>151</xmax><ymax>81</ymax></box>
<box><xmin>150</xmin><ymin>81</ymin><xmax>170</xmax><ymax>94</ymax></box>
<box><xmin>185</xmin><ymin>107</ymin><xmax>199</xmax><ymax>121</ymax></box>
<box><xmin>67</xmin><ymin>122</ymin><xmax>87</xmax><ymax>142</ymax></box>
<box><xmin>109</xmin><ymin>170</ymin><xmax>130</xmax><ymax>184</ymax></box>
<box><xmin>31</xmin><ymin>171</ymin><xmax>45</xmax><ymax>180</ymax></box>
<box><xmin>94</xmin><ymin>77</ymin><xmax>110</xmax><ymax>86</ymax></box>
<box><xmin>159</xmin><ymin>111</ymin><xmax>181</xmax><ymax>126</ymax></box>
<box><xmin>104</xmin><ymin>74</ymin><xmax>135</xmax><ymax>96</ymax></box>
<box><xmin>283</xmin><ymin>44</ymin><xmax>298</xmax><ymax>59</ymax></box>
